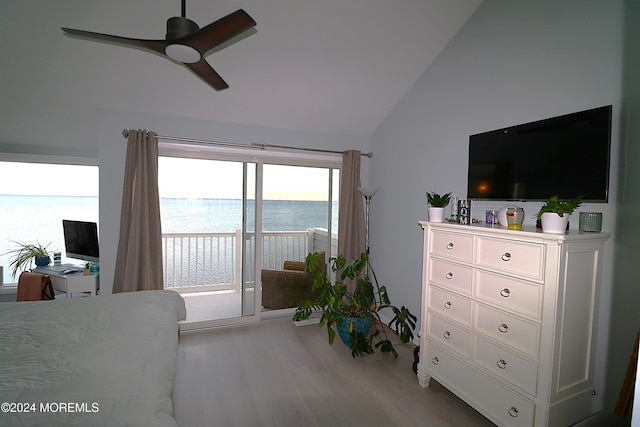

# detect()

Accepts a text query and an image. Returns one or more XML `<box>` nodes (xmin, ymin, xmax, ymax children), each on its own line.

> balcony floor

<box><xmin>179</xmin><ymin>289</ymin><xmax>298</xmax><ymax>324</ymax></box>
<box><xmin>180</xmin><ymin>290</ymin><xmax>243</xmax><ymax>323</ymax></box>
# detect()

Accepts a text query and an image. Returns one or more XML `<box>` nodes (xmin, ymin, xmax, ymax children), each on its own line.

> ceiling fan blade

<box><xmin>185</xmin><ymin>9</ymin><xmax>256</xmax><ymax>54</ymax></box>
<box><xmin>184</xmin><ymin>59</ymin><xmax>229</xmax><ymax>91</ymax></box>
<box><xmin>62</xmin><ymin>27</ymin><xmax>168</xmax><ymax>56</ymax></box>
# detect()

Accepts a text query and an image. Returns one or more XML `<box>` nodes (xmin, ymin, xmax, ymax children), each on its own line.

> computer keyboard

<box><xmin>40</xmin><ymin>264</ymin><xmax>83</xmax><ymax>273</ymax></box>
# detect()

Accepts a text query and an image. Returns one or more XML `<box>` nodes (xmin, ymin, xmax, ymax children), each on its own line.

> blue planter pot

<box><xmin>337</xmin><ymin>313</ymin><xmax>372</xmax><ymax>347</ymax></box>
<box><xmin>35</xmin><ymin>256</ymin><xmax>50</xmax><ymax>267</ymax></box>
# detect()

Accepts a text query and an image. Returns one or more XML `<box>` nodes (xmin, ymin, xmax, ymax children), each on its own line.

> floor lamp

<box><xmin>358</xmin><ymin>186</ymin><xmax>379</xmax><ymax>275</ymax></box>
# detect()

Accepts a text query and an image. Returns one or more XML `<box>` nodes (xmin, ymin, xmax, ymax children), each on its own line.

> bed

<box><xmin>0</xmin><ymin>290</ymin><xmax>186</xmax><ymax>427</ymax></box>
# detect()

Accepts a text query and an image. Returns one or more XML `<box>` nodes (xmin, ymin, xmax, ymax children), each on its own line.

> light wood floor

<box><xmin>172</xmin><ymin>318</ymin><xmax>496</xmax><ymax>427</ymax></box>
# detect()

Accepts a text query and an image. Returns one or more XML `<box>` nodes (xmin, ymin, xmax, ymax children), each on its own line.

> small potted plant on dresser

<box><xmin>425</xmin><ymin>191</ymin><xmax>452</xmax><ymax>222</ymax></box>
<box><xmin>536</xmin><ymin>195</ymin><xmax>582</xmax><ymax>233</ymax></box>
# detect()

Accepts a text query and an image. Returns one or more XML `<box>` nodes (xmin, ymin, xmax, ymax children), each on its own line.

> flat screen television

<box><xmin>467</xmin><ymin>105</ymin><xmax>612</xmax><ymax>202</ymax></box>
<box><xmin>62</xmin><ymin>220</ymin><xmax>100</xmax><ymax>263</ymax></box>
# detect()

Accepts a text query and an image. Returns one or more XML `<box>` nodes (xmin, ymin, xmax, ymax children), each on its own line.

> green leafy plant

<box><xmin>536</xmin><ymin>195</ymin><xmax>583</xmax><ymax>219</ymax></box>
<box><xmin>2</xmin><ymin>240</ymin><xmax>51</xmax><ymax>278</ymax></box>
<box><xmin>293</xmin><ymin>251</ymin><xmax>417</xmax><ymax>358</ymax></box>
<box><xmin>425</xmin><ymin>191</ymin><xmax>452</xmax><ymax>207</ymax></box>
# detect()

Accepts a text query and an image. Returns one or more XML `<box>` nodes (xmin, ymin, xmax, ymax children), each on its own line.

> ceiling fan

<box><xmin>61</xmin><ymin>1</ymin><xmax>256</xmax><ymax>91</ymax></box>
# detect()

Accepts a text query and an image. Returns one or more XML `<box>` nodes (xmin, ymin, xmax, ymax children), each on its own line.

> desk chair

<box><xmin>16</xmin><ymin>271</ymin><xmax>55</xmax><ymax>301</ymax></box>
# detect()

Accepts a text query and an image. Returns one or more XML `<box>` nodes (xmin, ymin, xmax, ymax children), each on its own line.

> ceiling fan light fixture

<box><xmin>165</xmin><ymin>44</ymin><xmax>201</xmax><ymax>63</ymax></box>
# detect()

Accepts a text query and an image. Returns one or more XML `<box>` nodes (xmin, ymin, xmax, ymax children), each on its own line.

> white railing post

<box><xmin>234</xmin><ymin>229</ymin><xmax>242</xmax><ymax>292</ymax></box>
<box><xmin>307</xmin><ymin>228</ymin><xmax>314</xmax><ymax>256</ymax></box>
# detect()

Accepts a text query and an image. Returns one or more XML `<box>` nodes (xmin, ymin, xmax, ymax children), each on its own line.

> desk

<box><xmin>33</xmin><ymin>266</ymin><xmax>99</xmax><ymax>298</ymax></box>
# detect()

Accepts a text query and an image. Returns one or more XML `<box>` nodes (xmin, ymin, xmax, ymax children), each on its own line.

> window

<box><xmin>0</xmin><ymin>161</ymin><xmax>98</xmax><ymax>284</ymax></box>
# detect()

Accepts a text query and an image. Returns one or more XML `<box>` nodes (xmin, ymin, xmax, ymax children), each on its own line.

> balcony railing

<box><xmin>162</xmin><ymin>228</ymin><xmax>335</xmax><ymax>293</ymax></box>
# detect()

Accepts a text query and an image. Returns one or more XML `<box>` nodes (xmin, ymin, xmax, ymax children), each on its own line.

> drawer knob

<box><xmin>446</xmin><ymin>242</ymin><xmax>454</xmax><ymax>250</ymax></box>
<box><xmin>497</xmin><ymin>359</ymin><xmax>507</xmax><ymax>369</ymax></box>
<box><xmin>501</xmin><ymin>252</ymin><xmax>512</xmax><ymax>262</ymax></box>
<box><xmin>445</xmin><ymin>272</ymin><xmax>453</xmax><ymax>280</ymax></box>
<box><xmin>508</xmin><ymin>406</ymin><xmax>519</xmax><ymax>418</ymax></box>
<box><xmin>432</xmin><ymin>357</ymin><xmax>439</xmax><ymax>365</ymax></box>
<box><xmin>444</xmin><ymin>301</ymin><xmax>452</xmax><ymax>309</ymax></box>
<box><xmin>500</xmin><ymin>288</ymin><xmax>511</xmax><ymax>298</ymax></box>
<box><xmin>498</xmin><ymin>323</ymin><xmax>509</xmax><ymax>333</ymax></box>
<box><xmin>443</xmin><ymin>331</ymin><xmax>451</xmax><ymax>339</ymax></box>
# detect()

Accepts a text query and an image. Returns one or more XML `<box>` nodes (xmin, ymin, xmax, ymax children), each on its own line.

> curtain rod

<box><xmin>121</xmin><ymin>129</ymin><xmax>372</xmax><ymax>158</ymax></box>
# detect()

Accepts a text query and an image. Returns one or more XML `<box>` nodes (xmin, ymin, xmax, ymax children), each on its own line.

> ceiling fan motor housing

<box><xmin>166</xmin><ymin>16</ymin><xmax>199</xmax><ymax>40</ymax></box>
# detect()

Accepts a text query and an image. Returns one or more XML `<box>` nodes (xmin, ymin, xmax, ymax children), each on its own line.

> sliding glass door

<box><xmin>157</xmin><ymin>156</ymin><xmax>258</xmax><ymax>325</ymax></box>
<box><xmin>157</xmin><ymin>147</ymin><xmax>340</xmax><ymax>326</ymax></box>
<box><xmin>260</xmin><ymin>164</ymin><xmax>338</xmax><ymax>312</ymax></box>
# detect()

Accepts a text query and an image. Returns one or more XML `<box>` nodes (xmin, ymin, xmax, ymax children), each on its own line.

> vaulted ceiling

<box><xmin>1</xmin><ymin>0</ymin><xmax>482</xmax><ymax>149</ymax></box>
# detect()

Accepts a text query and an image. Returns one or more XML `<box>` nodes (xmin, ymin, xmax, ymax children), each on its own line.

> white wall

<box><xmin>370</xmin><ymin>0</ymin><xmax>623</xmax><ymax>411</ymax></box>
<box><xmin>609</xmin><ymin>0</ymin><xmax>640</xmax><ymax>412</ymax></box>
<box><xmin>97</xmin><ymin>108</ymin><xmax>370</xmax><ymax>295</ymax></box>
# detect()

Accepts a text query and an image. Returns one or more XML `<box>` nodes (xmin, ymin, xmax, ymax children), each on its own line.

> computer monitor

<box><xmin>62</xmin><ymin>220</ymin><xmax>99</xmax><ymax>263</ymax></box>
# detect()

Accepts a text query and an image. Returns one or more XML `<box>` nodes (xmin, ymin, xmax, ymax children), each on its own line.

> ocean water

<box><xmin>0</xmin><ymin>195</ymin><xmax>338</xmax><ymax>284</ymax></box>
<box><xmin>160</xmin><ymin>198</ymin><xmax>338</xmax><ymax>233</ymax></box>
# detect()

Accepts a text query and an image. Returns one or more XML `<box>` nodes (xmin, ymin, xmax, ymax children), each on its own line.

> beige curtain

<box><xmin>338</xmin><ymin>150</ymin><xmax>366</xmax><ymax>292</ymax></box>
<box><xmin>113</xmin><ymin>130</ymin><xmax>164</xmax><ymax>293</ymax></box>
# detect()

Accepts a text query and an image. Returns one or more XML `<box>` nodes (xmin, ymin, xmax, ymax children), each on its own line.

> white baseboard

<box><xmin>293</xmin><ymin>317</ymin><xmax>320</xmax><ymax>326</ymax></box>
<box><xmin>0</xmin><ymin>285</ymin><xmax>17</xmax><ymax>294</ymax></box>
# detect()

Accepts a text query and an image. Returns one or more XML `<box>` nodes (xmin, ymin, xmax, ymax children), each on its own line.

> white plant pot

<box><xmin>540</xmin><ymin>212</ymin><xmax>570</xmax><ymax>234</ymax></box>
<box><xmin>428</xmin><ymin>207</ymin><xmax>445</xmax><ymax>222</ymax></box>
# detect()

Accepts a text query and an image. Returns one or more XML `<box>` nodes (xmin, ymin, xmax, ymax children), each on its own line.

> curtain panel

<box><xmin>113</xmin><ymin>129</ymin><xmax>164</xmax><ymax>293</ymax></box>
<box><xmin>337</xmin><ymin>150</ymin><xmax>366</xmax><ymax>292</ymax></box>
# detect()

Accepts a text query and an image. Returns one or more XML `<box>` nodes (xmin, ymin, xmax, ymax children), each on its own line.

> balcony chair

<box><xmin>261</xmin><ymin>252</ymin><xmax>325</xmax><ymax>309</ymax></box>
<box><xmin>16</xmin><ymin>271</ymin><xmax>55</xmax><ymax>301</ymax></box>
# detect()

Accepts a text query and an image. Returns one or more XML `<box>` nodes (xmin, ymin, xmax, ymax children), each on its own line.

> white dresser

<box><xmin>418</xmin><ymin>221</ymin><xmax>609</xmax><ymax>427</ymax></box>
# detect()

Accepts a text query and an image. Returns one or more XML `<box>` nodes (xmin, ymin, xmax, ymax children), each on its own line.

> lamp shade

<box><xmin>358</xmin><ymin>187</ymin><xmax>380</xmax><ymax>197</ymax></box>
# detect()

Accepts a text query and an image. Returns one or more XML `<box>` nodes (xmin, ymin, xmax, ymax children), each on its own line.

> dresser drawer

<box><xmin>474</xmin><ymin>336</ymin><xmax>538</xmax><ymax>396</ymax></box>
<box><xmin>476</xmin><ymin>237</ymin><xmax>545</xmax><ymax>281</ymax></box>
<box><xmin>428</xmin><ymin>285</ymin><xmax>472</xmax><ymax>326</ymax></box>
<box><xmin>475</xmin><ymin>270</ymin><xmax>542</xmax><ymax>320</ymax></box>
<box><xmin>429</xmin><ymin>258</ymin><xmax>473</xmax><ymax>295</ymax></box>
<box><xmin>474</xmin><ymin>303</ymin><xmax>540</xmax><ymax>358</ymax></box>
<box><xmin>427</xmin><ymin>312</ymin><xmax>471</xmax><ymax>357</ymax></box>
<box><xmin>423</xmin><ymin>341</ymin><xmax>535</xmax><ymax>427</ymax></box>
<box><xmin>430</xmin><ymin>230</ymin><xmax>474</xmax><ymax>263</ymax></box>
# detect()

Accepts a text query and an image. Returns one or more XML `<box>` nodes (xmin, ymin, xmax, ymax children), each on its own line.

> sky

<box><xmin>0</xmin><ymin>162</ymin><xmax>99</xmax><ymax>196</ymax></box>
<box><xmin>0</xmin><ymin>160</ymin><xmax>338</xmax><ymax>201</ymax></box>
<box><xmin>158</xmin><ymin>157</ymin><xmax>336</xmax><ymax>201</ymax></box>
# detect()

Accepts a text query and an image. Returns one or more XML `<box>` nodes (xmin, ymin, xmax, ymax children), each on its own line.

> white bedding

<box><xmin>0</xmin><ymin>290</ymin><xmax>186</xmax><ymax>427</ymax></box>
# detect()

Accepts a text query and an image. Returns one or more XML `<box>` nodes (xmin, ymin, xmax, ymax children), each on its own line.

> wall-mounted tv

<box><xmin>467</xmin><ymin>105</ymin><xmax>612</xmax><ymax>202</ymax></box>
<box><xmin>62</xmin><ymin>220</ymin><xmax>99</xmax><ymax>263</ymax></box>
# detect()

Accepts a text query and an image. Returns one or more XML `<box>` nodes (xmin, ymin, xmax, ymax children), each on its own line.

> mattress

<box><xmin>0</xmin><ymin>290</ymin><xmax>186</xmax><ymax>427</ymax></box>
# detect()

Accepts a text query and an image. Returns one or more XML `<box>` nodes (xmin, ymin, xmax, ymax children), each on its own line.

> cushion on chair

<box><xmin>283</xmin><ymin>261</ymin><xmax>306</xmax><ymax>271</ymax></box>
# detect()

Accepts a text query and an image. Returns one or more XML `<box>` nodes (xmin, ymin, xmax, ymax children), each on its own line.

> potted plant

<box><xmin>425</xmin><ymin>191</ymin><xmax>452</xmax><ymax>222</ymax></box>
<box><xmin>293</xmin><ymin>251</ymin><xmax>417</xmax><ymax>358</ymax></box>
<box><xmin>536</xmin><ymin>195</ymin><xmax>582</xmax><ymax>233</ymax></box>
<box><xmin>2</xmin><ymin>240</ymin><xmax>51</xmax><ymax>279</ymax></box>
